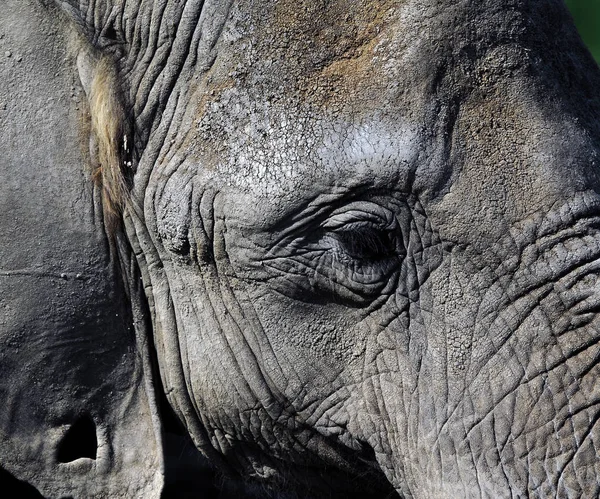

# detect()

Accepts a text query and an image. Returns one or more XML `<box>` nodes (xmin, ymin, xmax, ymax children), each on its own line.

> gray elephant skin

<box><xmin>2</xmin><ymin>0</ymin><xmax>600</xmax><ymax>498</ymax></box>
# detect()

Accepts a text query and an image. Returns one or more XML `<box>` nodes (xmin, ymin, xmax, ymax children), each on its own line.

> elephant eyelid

<box><xmin>321</xmin><ymin>204</ymin><xmax>396</xmax><ymax>230</ymax></box>
<box><xmin>318</xmin><ymin>204</ymin><xmax>400</xmax><ymax>258</ymax></box>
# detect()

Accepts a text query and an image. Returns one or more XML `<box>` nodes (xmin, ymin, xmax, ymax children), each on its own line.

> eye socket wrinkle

<box><xmin>257</xmin><ymin>197</ymin><xmax>409</xmax><ymax>304</ymax></box>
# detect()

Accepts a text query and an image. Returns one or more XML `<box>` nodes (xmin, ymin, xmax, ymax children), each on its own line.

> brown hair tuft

<box><xmin>88</xmin><ymin>56</ymin><xmax>132</xmax><ymax>231</ymax></box>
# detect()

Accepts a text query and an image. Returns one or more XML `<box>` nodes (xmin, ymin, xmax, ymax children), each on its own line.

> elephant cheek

<box><xmin>354</xmin><ymin>243</ymin><xmax>600</xmax><ymax>496</ymax></box>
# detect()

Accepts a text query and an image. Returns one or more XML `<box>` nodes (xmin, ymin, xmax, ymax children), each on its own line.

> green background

<box><xmin>565</xmin><ymin>0</ymin><xmax>600</xmax><ymax>63</ymax></box>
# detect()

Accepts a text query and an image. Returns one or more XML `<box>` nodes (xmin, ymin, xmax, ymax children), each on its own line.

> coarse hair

<box><xmin>88</xmin><ymin>55</ymin><xmax>133</xmax><ymax>230</ymax></box>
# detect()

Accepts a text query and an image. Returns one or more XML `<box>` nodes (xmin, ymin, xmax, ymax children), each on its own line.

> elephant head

<box><xmin>47</xmin><ymin>0</ymin><xmax>600</xmax><ymax>496</ymax></box>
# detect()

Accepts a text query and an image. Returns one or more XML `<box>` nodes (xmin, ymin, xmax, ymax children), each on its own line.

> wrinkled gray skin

<box><xmin>5</xmin><ymin>0</ymin><xmax>600</xmax><ymax>497</ymax></box>
<box><xmin>0</xmin><ymin>1</ymin><xmax>167</xmax><ymax>497</ymax></box>
<box><xmin>0</xmin><ymin>2</ymin><xmax>230</xmax><ymax>498</ymax></box>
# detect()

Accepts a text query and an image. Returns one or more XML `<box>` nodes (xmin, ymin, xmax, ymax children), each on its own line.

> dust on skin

<box><xmin>178</xmin><ymin>0</ymin><xmax>419</xmax><ymax>197</ymax></box>
<box><xmin>267</xmin><ymin>0</ymin><xmax>398</xmax><ymax>104</ymax></box>
<box><xmin>192</xmin><ymin>0</ymin><xmax>405</xmax><ymax>126</ymax></box>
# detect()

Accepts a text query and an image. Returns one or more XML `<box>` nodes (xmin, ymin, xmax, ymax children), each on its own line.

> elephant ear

<box><xmin>0</xmin><ymin>1</ymin><xmax>165</xmax><ymax>496</ymax></box>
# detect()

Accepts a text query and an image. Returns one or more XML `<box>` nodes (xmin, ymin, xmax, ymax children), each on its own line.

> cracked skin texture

<box><xmin>11</xmin><ymin>0</ymin><xmax>600</xmax><ymax>497</ymax></box>
<box><xmin>125</xmin><ymin>1</ymin><xmax>600</xmax><ymax>497</ymax></box>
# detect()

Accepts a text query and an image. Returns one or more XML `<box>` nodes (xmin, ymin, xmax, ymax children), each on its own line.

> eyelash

<box><xmin>330</xmin><ymin>224</ymin><xmax>398</xmax><ymax>263</ymax></box>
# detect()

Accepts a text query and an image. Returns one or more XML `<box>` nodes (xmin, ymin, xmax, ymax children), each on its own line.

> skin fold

<box><xmin>6</xmin><ymin>0</ymin><xmax>600</xmax><ymax>497</ymax></box>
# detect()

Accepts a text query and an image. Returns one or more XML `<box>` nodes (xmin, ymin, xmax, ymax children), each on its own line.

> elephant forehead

<box><xmin>197</xmin><ymin>0</ymin><xmax>527</xmax><ymax>108</ymax></box>
<box><xmin>203</xmin><ymin>110</ymin><xmax>420</xmax><ymax>200</ymax></box>
<box><xmin>182</xmin><ymin>1</ymin><xmax>428</xmax><ymax>204</ymax></box>
<box><xmin>248</xmin><ymin>0</ymin><xmax>409</xmax><ymax>106</ymax></box>
<box><xmin>177</xmin><ymin>0</ymin><xmax>533</xmax><ymax>203</ymax></box>
<box><xmin>150</xmin><ymin>0</ymin><xmax>554</xmax><ymax>233</ymax></box>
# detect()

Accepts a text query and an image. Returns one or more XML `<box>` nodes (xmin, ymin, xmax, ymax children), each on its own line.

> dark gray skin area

<box><xmin>1</xmin><ymin>2</ymin><xmax>249</xmax><ymax>498</ymax></box>
<box><xmin>0</xmin><ymin>2</ymin><xmax>218</xmax><ymax>497</ymax></box>
<box><xmin>5</xmin><ymin>0</ymin><xmax>600</xmax><ymax>497</ymax></box>
<box><xmin>0</xmin><ymin>1</ymin><xmax>165</xmax><ymax>497</ymax></box>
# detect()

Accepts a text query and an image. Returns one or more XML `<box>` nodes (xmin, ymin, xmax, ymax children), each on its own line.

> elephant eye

<box><xmin>261</xmin><ymin>200</ymin><xmax>405</xmax><ymax>304</ymax></box>
<box><xmin>302</xmin><ymin>203</ymin><xmax>404</xmax><ymax>302</ymax></box>
<box><xmin>320</xmin><ymin>204</ymin><xmax>403</xmax><ymax>266</ymax></box>
<box><xmin>332</xmin><ymin>223</ymin><xmax>398</xmax><ymax>262</ymax></box>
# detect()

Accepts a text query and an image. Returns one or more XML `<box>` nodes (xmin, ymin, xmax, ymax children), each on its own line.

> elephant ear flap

<box><xmin>77</xmin><ymin>50</ymin><xmax>133</xmax><ymax>230</ymax></box>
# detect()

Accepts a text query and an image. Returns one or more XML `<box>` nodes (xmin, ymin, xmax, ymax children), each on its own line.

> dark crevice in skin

<box><xmin>154</xmin><ymin>313</ymin><xmax>213</xmax><ymax>493</ymax></box>
<box><xmin>160</xmin><ymin>393</ymin><xmax>226</xmax><ymax>499</ymax></box>
<box><xmin>56</xmin><ymin>414</ymin><xmax>98</xmax><ymax>463</ymax></box>
<box><xmin>216</xmin><ymin>438</ymin><xmax>399</xmax><ymax>499</ymax></box>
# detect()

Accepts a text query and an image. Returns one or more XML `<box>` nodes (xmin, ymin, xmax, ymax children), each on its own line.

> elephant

<box><xmin>3</xmin><ymin>0</ymin><xmax>600</xmax><ymax>497</ymax></box>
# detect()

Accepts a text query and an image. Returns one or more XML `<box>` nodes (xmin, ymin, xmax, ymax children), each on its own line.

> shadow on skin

<box><xmin>0</xmin><ymin>465</ymin><xmax>44</xmax><ymax>498</ymax></box>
